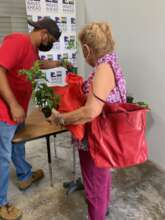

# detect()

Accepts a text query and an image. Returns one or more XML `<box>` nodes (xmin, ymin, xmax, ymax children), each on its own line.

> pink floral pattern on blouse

<box><xmin>73</xmin><ymin>52</ymin><xmax>127</xmax><ymax>150</ymax></box>
<box><xmin>83</xmin><ymin>52</ymin><xmax>127</xmax><ymax>103</ymax></box>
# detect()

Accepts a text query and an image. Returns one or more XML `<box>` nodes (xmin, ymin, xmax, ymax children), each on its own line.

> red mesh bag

<box><xmin>53</xmin><ymin>73</ymin><xmax>86</xmax><ymax>140</ymax></box>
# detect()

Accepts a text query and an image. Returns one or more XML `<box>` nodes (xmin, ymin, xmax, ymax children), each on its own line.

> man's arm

<box><xmin>0</xmin><ymin>66</ymin><xmax>25</xmax><ymax>123</ymax></box>
<box><xmin>40</xmin><ymin>60</ymin><xmax>61</xmax><ymax>69</ymax></box>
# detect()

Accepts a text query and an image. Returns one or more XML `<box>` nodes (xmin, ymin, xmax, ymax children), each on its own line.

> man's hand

<box><xmin>10</xmin><ymin>103</ymin><xmax>26</xmax><ymax>124</ymax></box>
<box><xmin>40</xmin><ymin>60</ymin><xmax>61</xmax><ymax>69</ymax></box>
<box><xmin>60</xmin><ymin>58</ymin><xmax>73</xmax><ymax>70</ymax></box>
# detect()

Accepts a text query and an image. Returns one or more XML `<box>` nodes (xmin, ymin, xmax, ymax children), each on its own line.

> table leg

<box><xmin>46</xmin><ymin>135</ymin><xmax>53</xmax><ymax>187</ymax></box>
<box><xmin>53</xmin><ymin>135</ymin><xmax>57</xmax><ymax>158</ymax></box>
<box><xmin>72</xmin><ymin>145</ymin><xmax>76</xmax><ymax>181</ymax></box>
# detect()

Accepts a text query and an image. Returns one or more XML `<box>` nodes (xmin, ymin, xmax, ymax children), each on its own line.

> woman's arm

<box><xmin>50</xmin><ymin>63</ymin><xmax>115</xmax><ymax>125</ymax></box>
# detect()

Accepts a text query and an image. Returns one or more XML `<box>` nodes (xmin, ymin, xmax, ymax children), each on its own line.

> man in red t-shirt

<box><xmin>0</xmin><ymin>17</ymin><xmax>63</xmax><ymax>220</ymax></box>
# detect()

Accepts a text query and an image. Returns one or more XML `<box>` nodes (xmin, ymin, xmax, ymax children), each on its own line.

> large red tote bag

<box><xmin>87</xmin><ymin>94</ymin><xmax>149</xmax><ymax>169</ymax></box>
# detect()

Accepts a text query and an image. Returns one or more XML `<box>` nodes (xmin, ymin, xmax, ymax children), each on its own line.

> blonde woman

<box><xmin>49</xmin><ymin>22</ymin><xmax>127</xmax><ymax>220</ymax></box>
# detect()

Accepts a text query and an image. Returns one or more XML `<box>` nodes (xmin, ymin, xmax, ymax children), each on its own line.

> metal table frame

<box><xmin>12</xmin><ymin>108</ymin><xmax>69</xmax><ymax>188</ymax></box>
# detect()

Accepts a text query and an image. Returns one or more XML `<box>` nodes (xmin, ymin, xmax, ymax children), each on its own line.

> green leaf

<box><xmin>19</xmin><ymin>61</ymin><xmax>60</xmax><ymax>111</ymax></box>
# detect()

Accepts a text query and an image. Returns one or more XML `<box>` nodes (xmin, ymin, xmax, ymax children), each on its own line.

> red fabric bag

<box><xmin>87</xmin><ymin>94</ymin><xmax>149</xmax><ymax>169</ymax></box>
<box><xmin>53</xmin><ymin>73</ymin><xmax>86</xmax><ymax>140</ymax></box>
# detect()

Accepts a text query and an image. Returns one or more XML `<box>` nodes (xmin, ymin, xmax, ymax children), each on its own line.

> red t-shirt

<box><xmin>0</xmin><ymin>33</ymin><xmax>38</xmax><ymax>125</ymax></box>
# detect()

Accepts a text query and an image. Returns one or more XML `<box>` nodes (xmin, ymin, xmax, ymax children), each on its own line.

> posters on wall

<box><xmin>25</xmin><ymin>0</ymin><xmax>77</xmax><ymax>86</ymax></box>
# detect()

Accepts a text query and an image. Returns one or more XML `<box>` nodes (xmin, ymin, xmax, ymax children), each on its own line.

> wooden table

<box><xmin>13</xmin><ymin>108</ymin><xmax>67</xmax><ymax>187</ymax></box>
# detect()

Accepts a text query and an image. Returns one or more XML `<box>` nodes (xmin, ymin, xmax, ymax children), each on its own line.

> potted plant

<box><xmin>35</xmin><ymin>83</ymin><xmax>60</xmax><ymax>117</ymax></box>
<box><xmin>127</xmin><ymin>96</ymin><xmax>149</xmax><ymax>108</ymax></box>
<box><xmin>61</xmin><ymin>58</ymin><xmax>77</xmax><ymax>73</ymax></box>
<box><xmin>64</xmin><ymin>38</ymin><xmax>78</xmax><ymax>73</ymax></box>
<box><xmin>20</xmin><ymin>61</ymin><xmax>60</xmax><ymax>117</ymax></box>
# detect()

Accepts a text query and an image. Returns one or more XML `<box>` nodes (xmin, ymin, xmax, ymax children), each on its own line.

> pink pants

<box><xmin>79</xmin><ymin>149</ymin><xmax>112</xmax><ymax>220</ymax></box>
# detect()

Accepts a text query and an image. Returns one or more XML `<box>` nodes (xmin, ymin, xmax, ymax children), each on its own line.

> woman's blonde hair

<box><xmin>79</xmin><ymin>22</ymin><xmax>115</xmax><ymax>59</ymax></box>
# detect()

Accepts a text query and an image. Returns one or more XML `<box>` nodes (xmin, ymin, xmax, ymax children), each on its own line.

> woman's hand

<box><xmin>47</xmin><ymin>109</ymin><xmax>65</xmax><ymax>126</ymax></box>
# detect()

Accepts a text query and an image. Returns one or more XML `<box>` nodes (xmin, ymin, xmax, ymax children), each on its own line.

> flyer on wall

<box><xmin>25</xmin><ymin>0</ymin><xmax>77</xmax><ymax>86</ymax></box>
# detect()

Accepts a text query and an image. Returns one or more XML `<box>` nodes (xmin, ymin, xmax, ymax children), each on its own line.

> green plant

<box><xmin>20</xmin><ymin>61</ymin><xmax>60</xmax><ymax>117</ymax></box>
<box><xmin>127</xmin><ymin>96</ymin><xmax>134</xmax><ymax>103</ymax></box>
<box><xmin>65</xmin><ymin>38</ymin><xmax>78</xmax><ymax>73</ymax></box>
<box><xmin>20</xmin><ymin>61</ymin><xmax>45</xmax><ymax>88</ymax></box>
<box><xmin>67</xmin><ymin>39</ymin><xmax>77</xmax><ymax>50</ymax></box>
<box><xmin>60</xmin><ymin>57</ymin><xmax>77</xmax><ymax>73</ymax></box>
<box><xmin>35</xmin><ymin>83</ymin><xmax>60</xmax><ymax>117</ymax></box>
<box><xmin>127</xmin><ymin>96</ymin><xmax>149</xmax><ymax>108</ymax></box>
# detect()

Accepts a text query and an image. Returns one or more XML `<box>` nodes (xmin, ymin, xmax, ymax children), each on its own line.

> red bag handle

<box><xmin>93</xmin><ymin>93</ymin><xmax>106</xmax><ymax>103</ymax></box>
<box><xmin>93</xmin><ymin>93</ymin><xmax>128</xmax><ymax>113</ymax></box>
<box><xmin>93</xmin><ymin>93</ymin><xmax>146</xmax><ymax>129</ymax></box>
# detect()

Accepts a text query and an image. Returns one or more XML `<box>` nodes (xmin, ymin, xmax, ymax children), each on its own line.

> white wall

<box><xmin>0</xmin><ymin>0</ymin><xmax>28</xmax><ymax>41</ymax></box>
<box><xmin>77</xmin><ymin>0</ymin><xmax>165</xmax><ymax>169</ymax></box>
<box><xmin>76</xmin><ymin>0</ymin><xmax>87</xmax><ymax>75</ymax></box>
